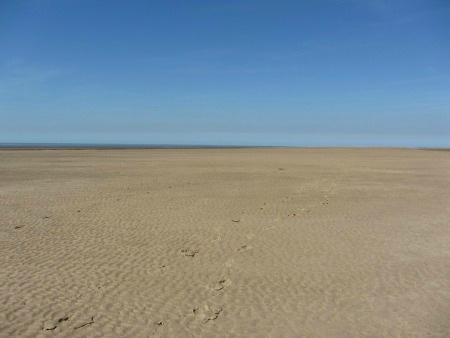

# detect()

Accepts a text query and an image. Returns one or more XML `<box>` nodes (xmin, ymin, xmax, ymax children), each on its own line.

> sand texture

<box><xmin>1</xmin><ymin>148</ymin><xmax>449</xmax><ymax>337</ymax></box>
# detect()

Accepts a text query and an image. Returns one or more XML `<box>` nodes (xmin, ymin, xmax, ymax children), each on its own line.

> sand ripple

<box><xmin>1</xmin><ymin>148</ymin><xmax>449</xmax><ymax>337</ymax></box>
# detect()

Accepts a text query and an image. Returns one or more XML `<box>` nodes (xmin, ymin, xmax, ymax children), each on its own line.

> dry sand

<box><xmin>1</xmin><ymin>148</ymin><xmax>449</xmax><ymax>337</ymax></box>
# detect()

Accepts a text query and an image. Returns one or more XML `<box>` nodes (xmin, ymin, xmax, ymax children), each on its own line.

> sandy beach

<box><xmin>1</xmin><ymin>148</ymin><xmax>449</xmax><ymax>337</ymax></box>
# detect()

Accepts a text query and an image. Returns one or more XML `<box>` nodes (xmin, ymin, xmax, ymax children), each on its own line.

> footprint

<box><xmin>181</xmin><ymin>249</ymin><xmax>198</xmax><ymax>257</ymax></box>
<box><xmin>237</xmin><ymin>245</ymin><xmax>252</xmax><ymax>253</ymax></box>
<box><xmin>212</xmin><ymin>279</ymin><xmax>231</xmax><ymax>291</ymax></box>
<box><xmin>154</xmin><ymin>320</ymin><xmax>165</xmax><ymax>333</ymax></box>
<box><xmin>193</xmin><ymin>305</ymin><xmax>222</xmax><ymax>323</ymax></box>
<box><xmin>73</xmin><ymin>316</ymin><xmax>94</xmax><ymax>330</ymax></box>
<box><xmin>43</xmin><ymin>316</ymin><xmax>69</xmax><ymax>331</ymax></box>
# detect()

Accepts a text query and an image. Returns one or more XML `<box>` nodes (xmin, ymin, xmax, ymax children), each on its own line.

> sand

<box><xmin>1</xmin><ymin>148</ymin><xmax>449</xmax><ymax>337</ymax></box>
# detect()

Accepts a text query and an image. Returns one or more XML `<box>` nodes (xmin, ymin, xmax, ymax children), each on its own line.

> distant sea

<box><xmin>0</xmin><ymin>143</ymin><xmax>267</xmax><ymax>149</ymax></box>
<box><xmin>1</xmin><ymin>143</ymin><xmax>448</xmax><ymax>150</ymax></box>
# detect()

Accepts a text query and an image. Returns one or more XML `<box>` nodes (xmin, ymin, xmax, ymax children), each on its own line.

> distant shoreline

<box><xmin>0</xmin><ymin>143</ymin><xmax>448</xmax><ymax>151</ymax></box>
<box><xmin>0</xmin><ymin>143</ymin><xmax>270</xmax><ymax>149</ymax></box>
<box><xmin>0</xmin><ymin>143</ymin><xmax>278</xmax><ymax>150</ymax></box>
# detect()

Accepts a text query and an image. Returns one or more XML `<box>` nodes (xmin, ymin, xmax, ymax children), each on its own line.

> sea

<box><xmin>0</xmin><ymin>143</ymin><xmax>266</xmax><ymax>149</ymax></box>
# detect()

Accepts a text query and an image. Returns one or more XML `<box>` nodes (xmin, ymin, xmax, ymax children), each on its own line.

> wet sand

<box><xmin>1</xmin><ymin>148</ymin><xmax>449</xmax><ymax>337</ymax></box>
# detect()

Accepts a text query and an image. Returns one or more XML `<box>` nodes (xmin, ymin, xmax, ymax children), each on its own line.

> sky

<box><xmin>0</xmin><ymin>0</ymin><xmax>449</xmax><ymax>146</ymax></box>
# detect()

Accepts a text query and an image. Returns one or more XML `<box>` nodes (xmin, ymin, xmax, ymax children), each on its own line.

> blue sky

<box><xmin>0</xmin><ymin>0</ymin><xmax>449</xmax><ymax>146</ymax></box>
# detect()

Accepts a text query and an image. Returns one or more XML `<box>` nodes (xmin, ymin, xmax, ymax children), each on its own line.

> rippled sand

<box><xmin>1</xmin><ymin>148</ymin><xmax>449</xmax><ymax>337</ymax></box>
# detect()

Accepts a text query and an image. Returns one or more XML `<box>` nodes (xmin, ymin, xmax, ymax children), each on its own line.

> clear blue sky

<box><xmin>0</xmin><ymin>0</ymin><xmax>449</xmax><ymax>146</ymax></box>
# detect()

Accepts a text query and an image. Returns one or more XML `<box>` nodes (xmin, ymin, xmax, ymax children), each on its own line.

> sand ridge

<box><xmin>1</xmin><ymin>148</ymin><xmax>449</xmax><ymax>337</ymax></box>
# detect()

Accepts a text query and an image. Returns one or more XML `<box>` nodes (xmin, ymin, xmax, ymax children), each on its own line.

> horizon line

<box><xmin>0</xmin><ymin>142</ymin><xmax>448</xmax><ymax>151</ymax></box>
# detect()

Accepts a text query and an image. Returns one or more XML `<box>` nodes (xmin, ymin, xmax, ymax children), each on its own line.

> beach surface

<box><xmin>1</xmin><ymin>148</ymin><xmax>449</xmax><ymax>337</ymax></box>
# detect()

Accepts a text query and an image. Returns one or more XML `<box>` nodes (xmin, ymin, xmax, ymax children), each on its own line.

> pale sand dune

<box><xmin>0</xmin><ymin>148</ymin><xmax>449</xmax><ymax>337</ymax></box>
